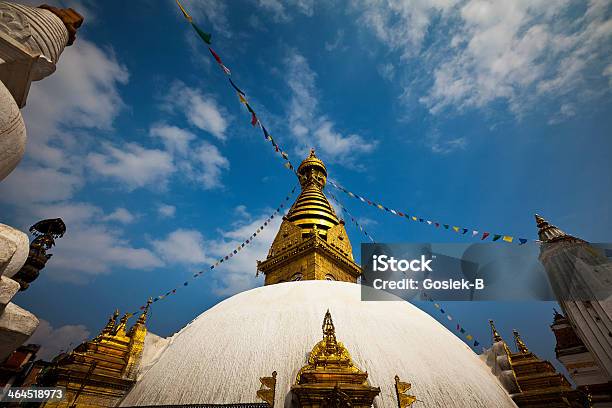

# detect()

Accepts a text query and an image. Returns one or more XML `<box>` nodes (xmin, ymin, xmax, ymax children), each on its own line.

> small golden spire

<box><xmin>114</xmin><ymin>312</ymin><xmax>132</xmax><ymax>334</ymax></box>
<box><xmin>101</xmin><ymin>309</ymin><xmax>119</xmax><ymax>335</ymax></box>
<box><xmin>489</xmin><ymin>319</ymin><xmax>503</xmax><ymax>342</ymax></box>
<box><xmin>322</xmin><ymin>309</ymin><xmax>338</xmax><ymax>355</ymax></box>
<box><xmin>512</xmin><ymin>329</ymin><xmax>530</xmax><ymax>354</ymax></box>
<box><xmin>137</xmin><ymin>298</ymin><xmax>153</xmax><ymax>325</ymax></box>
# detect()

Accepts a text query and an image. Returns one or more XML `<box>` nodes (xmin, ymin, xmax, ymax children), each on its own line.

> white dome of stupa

<box><xmin>121</xmin><ymin>281</ymin><xmax>516</xmax><ymax>408</ymax></box>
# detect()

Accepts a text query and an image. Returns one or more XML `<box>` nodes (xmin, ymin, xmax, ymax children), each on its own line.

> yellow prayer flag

<box><xmin>452</xmin><ymin>226</ymin><xmax>460</xmax><ymax>232</ymax></box>
<box><xmin>175</xmin><ymin>0</ymin><xmax>193</xmax><ymax>22</ymax></box>
<box><xmin>411</xmin><ymin>216</ymin><xmax>417</xmax><ymax>221</ymax></box>
<box><xmin>503</xmin><ymin>236</ymin><xmax>514</xmax><ymax>243</ymax></box>
<box><xmin>238</xmin><ymin>93</ymin><xmax>247</xmax><ymax>104</ymax></box>
<box><xmin>466</xmin><ymin>335</ymin><xmax>473</xmax><ymax>340</ymax></box>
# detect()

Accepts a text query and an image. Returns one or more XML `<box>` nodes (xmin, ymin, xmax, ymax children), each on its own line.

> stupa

<box><xmin>116</xmin><ymin>151</ymin><xmax>518</xmax><ymax>408</ymax></box>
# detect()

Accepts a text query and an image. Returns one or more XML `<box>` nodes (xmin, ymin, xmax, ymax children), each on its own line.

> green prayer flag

<box><xmin>191</xmin><ymin>23</ymin><xmax>212</xmax><ymax>44</ymax></box>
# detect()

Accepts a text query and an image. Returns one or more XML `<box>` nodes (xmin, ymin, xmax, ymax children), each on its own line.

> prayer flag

<box><xmin>466</xmin><ymin>335</ymin><xmax>473</xmax><ymax>340</ymax></box>
<box><xmin>472</xmin><ymin>230</ymin><xmax>479</xmax><ymax>236</ymax></box>
<box><xmin>238</xmin><ymin>93</ymin><xmax>247</xmax><ymax>104</ymax></box>
<box><xmin>447</xmin><ymin>315</ymin><xmax>452</xmax><ymax>320</ymax></box>
<box><xmin>208</xmin><ymin>47</ymin><xmax>231</xmax><ymax>75</ymax></box>
<box><xmin>261</xmin><ymin>125</ymin><xmax>272</xmax><ymax>140</ymax></box>
<box><xmin>519</xmin><ymin>238</ymin><xmax>528</xmax><ymax>245</ymax></box>
<box><xmin>191</xmin><ymin>23</ymin><xmax>211</xmax><ymax>44</ymax></box>
<box><xmin>435</xmin><ymin>223</ymin><xmax>440</xmax><ymax>228</ymax></box>
<box><xmin>229</xmin><ymin>78</ymin><xmax>245</xmax><ymax>96</ymax></box>
<box><xmin>474</xmin><ymin>341</ymin><xmax>480</xmax><ymax>347</ymax></box>
<box><xmin>460</xmin><ymin>328</ymin><xmax>466</xmax><ymax>333</ymax></box>
<box><xmin>440</xmin><ymin>309</ymin><xmax>445</xmax><ymax>314</ymax></box>
<box><xmin>493</xmin><ymin>234</ymin><xmax>502</xmax><ymax>241</ymax></box>
<box><xmin>251</xmin><ymin>112</ymin><xmax>258</xmax><ymax>126</ymax></box>
<box><xmin>462</xmin><ymin>228</ymin><xmax>468</xmax><ymax>234</ymax></box>
<box><xmin>412</xmin><ymin>216</ymin><xmax>418</xmax><ymax>221</ymax></box>
<box><xmin>481</xmin><ymin>232</ymin><xmax>490</xmax><ymax>240</ymax></box>
<box><xmin>503</xmin><ymin>236</ymin><xmax>514</xmax><ymax>243</ymax></box>
<box><xmin>452</xmin><ymin>226</ymin><xmax>460</xmax><ymax>232</ymax></box>
<box><xmin>443</xmin><ymin>224</ymin><xmax>449</xmax><ymax>229</ymax></box>
<box><xmin>175</xmin><ymin>0</ymin><xmax>192</xmax><ymax>21</ymax></box>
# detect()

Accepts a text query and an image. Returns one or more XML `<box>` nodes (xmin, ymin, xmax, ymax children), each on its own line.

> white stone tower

<box><xmin>536</xmin><ymin>214</ymin><xmax>612</xmax><ymax>382</ymax></box>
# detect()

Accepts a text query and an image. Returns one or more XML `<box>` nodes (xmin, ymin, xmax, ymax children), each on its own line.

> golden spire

<box><xmin>489</xmin><ymin>319</ymin><xmax>503</xmax><ymax>342</ymax></box>
<box><xmin>512</xmin><ymin>329</ymin><xmax>530</xmax><ymax>354</ymax></box>
<box><xmin>137</xmin><ymin>298</ymin><xmax>153</xmax><ymax>325</ymax></box>
<box><xmin>292</xmin><ymin>311</ymin><xmax>381</xmax><ymax>406</ymax></box>
<box><xmin>322</xmin><ymin>309</ymin><xmax>338</xmax><ymax>355</ymax></box>
<box><xmin>114</xmin><ymin>312</ymin><xmax>132</xmax><ymax>335</ymax></box>
<box><xmin>287</xmin><ymin>149</ymin><xmax>340</xmax><ymax>238</ymax></box>
<box><xmin>534</xmin><ymin>214</ymin><xmax>582</xmax><ymax>243</ymax></box>
<box><xmin>257</xmin><ymin>150</ymin><xmax>361</xmax><ymax>284</ymax></box>
<box><xmin>101</xmin><ymin>309</ymin><xmax>119</xmax><ymax>335</ymax></box>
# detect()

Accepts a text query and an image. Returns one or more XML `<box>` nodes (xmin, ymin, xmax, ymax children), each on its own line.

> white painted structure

<box><xmin>123</xmin><ymin>281</ymin><xmax>517</xmax><ymax>408</ymax></box>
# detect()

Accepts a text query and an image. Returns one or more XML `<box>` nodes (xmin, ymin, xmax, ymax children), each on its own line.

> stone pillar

<box><xmin>0</xmin><ymin>1</ymin><xmax>83</xmax><ymax>362</ymax></box>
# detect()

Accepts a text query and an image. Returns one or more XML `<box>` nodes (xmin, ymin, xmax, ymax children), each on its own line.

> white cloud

<box><xmin>356</xmin><ymin>0</ymin><xmax>459</xmax><ymax>58</ymax></box>
<box><xmin>190</xmin><ymin>141</ymin><xmax>230</xmax><ymax>189</ymax></box>
<box><xmin>426</xmin><ymin>133</ymin><xmax>467</xmax><ymax>154</ymax></box>
<box><xmin>103</xmin><ymin>208</ymin><xmax>137</xmax><ymax>224</ymax></box>
<box><xmin>165</xmin><ymin>82</ymin><xmax>229</xmax><ymax>140</ymax></box>
<box><xmin>325</xmin><ymin>29</ymin><xmax>345</xmax><ymax>51</ymax></box>
<box><xmin>29</xmin><ymin>319</ymin><xmax>90</xmax><ymax>361</ymax></box>
<box><xmin>18</xmin><ymin>202</ymin><xmax>163</xmax><ymax>281</ymax></box>
<box><xmin>257</xmin><ymin>0</ymin><xmax>315</xmax><ymax>22</ymax></box>
<box><xmin>157</xmin><ymin>204</ymin><xmax>176</xmax><ymax>218</ymax></box>
<box><xmin>284</xmin><ymin>50</ymin><xmax>377</xmax><ymax>163</ymax></box>
<box><xmin>23</xmin><ymin>39</ymin><xmax>128</xmax><ymax>137</ymax></box>
<box><xmin>0</xmin><ymin>166</ymin><xmax>83</xmax><ymax>204</ymax></box>
<box><xmin>207</xmin><ymin>209</ymin><xmax>283</xmax><ymax>296</ymax></box>
<box><xmin>377</xmin><ymin>62</ymin><xmax>396</xmax><ymax>81</ymax></box>
<box><xmin>356</xmin><ymin>0</ymin><xmax>612</xmax><ymax>119</ymax></box>
<box><xmin>87</xmin><ymin>143</ymin><xmax>175</xmax><ymax>189</ymax></box>
<box><xmin>150</xmin><ymin>124</ymin><xmax>196</xmax><ymax>155</ymax></box>
<box><xmin>149</xmin><ymin>124</ymin><xmax>229</xmax><ymax>190</ymax></box>
<box><xmin>152</xmin><ymin>229</ymin><xmax>208</xmax><ymax>265</ymax></box>
<box><xmin>186</xmin><ymin>0</ymin><xmax>231</xmax><ymax>37</ymax></box>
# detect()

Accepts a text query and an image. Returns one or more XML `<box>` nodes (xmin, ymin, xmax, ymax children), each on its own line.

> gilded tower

<box><xmin>38</xmin><ymin>301</ymin><xmax>151</xmax><ymax>408</ymax></box>
<box><xmin>257</xmin><ymin>149</ymin><xmax>361</xmax><ymax>285</ymax></box>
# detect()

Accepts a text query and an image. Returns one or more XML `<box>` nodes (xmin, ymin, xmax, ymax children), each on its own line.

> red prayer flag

<box><xmin>481</xmin><ymin>232</ymin><xmax>490</xmax><ymax>240</ymax></box>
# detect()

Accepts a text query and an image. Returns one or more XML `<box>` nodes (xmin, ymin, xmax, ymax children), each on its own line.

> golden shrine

<box><xmin>291</xmin><ymin>310</ymin><xmax>381</xmax><ymax>408</ymax></box>
<box><xmin>257</xmin><ymin>149</ymin><xmax>361</xmax><ymax>284</ymax></box>
<box><xmin>487</xmin><ymin>320</ymin><xmax>588</xmax><ymax>407</ymax></box>
<box><xmin>37</xmin><ymin>300</ymin><xmax>151</xmax><ymax>408</ymax></box>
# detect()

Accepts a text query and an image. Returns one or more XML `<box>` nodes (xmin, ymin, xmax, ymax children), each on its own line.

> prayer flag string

<box><xmin>327</xmin><ymin>190</ymin><xmax>374</xmax><ymax>243</ymax></box>
<box><xmin>175</xmin><ymin>0</ymin><xmax>297</xmax><ymax>174</ymax></box>
<box><xmin>339</xmin><ymin>199</ymin><xmax>483</xmax><ymax>350</ymax></box>
<box><xmin>132</xmin><ymin>186</ymin><xmax>297</xmax><ymax>313</ymax></box>
<box><xmin>328</xmin><ymin>179</ymin><xmax>534</xmax><ymax>246</ymax></box>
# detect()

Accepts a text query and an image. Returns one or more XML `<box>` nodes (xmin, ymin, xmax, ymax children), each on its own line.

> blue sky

<box><xmin>1</xmin><ymin>0</ymin><xmax>610</xmax><ymax>371</ymax></box>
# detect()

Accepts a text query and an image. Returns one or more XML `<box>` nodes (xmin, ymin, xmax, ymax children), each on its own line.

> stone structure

<box><xmin>536</xmin><ymin>215</ymin><xmax>612</xmax><ymax>406</ymax></box>
<box><xmin>257</xmin><ymin>149</ymin><xmax>361</xmax><ymax>285</ymax></box>
<box><xmin>484</xmin><ymin>320</ymin><xmax>587</xmax><ymax>407</ymax></box>
<box><xmin>38</xmin><ymin>301</ymin><xmax>151</xmax><ymax>408</ymax></box>
<box><xmin>0</xmin><ymin>0</ymin><xmax>82</xmax><ymax>365</ymax></box>
<box><xmin>0</xmin><ymin>223</ymin><xmax>37</xmax><ymax>362</ymax></box>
